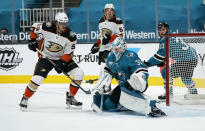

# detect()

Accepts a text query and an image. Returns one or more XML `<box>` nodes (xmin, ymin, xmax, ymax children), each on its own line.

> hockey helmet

<box><xmin>104</xmin><ymin>3</ymin><xmax>115</xmax><ymax>10</ymax></box>
<box><xmin>55</xmin><ymin>12</ymin><xmax>69</xmax><ymax>25</ymax></box>
<box><xmin>158</xmin><ymin>22</ymin><xmax>169</xmax><ymax>30</ymax></box>
<box><xmin>111</xmin><ymin>37</ymin><xmax>127</xmax><ymax>61</ymax></box>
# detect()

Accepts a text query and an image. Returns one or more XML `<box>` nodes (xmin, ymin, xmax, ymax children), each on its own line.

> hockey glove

<box><xmin>28</xmin><ymin>39</ymin><xmax>38</xmax><ymax>52</ymax></box>
<box><xmin>55</xmin><ymin>59</ymin><xmax>67</xmax><ymax>74</ymax></box>
<box><xmin>144</xmin><ymin>60</ymin><xmax>150</xmax><ymax>67</ymax></box>
<box><xmin>157</xmin><ymin>62</ymin><xmax>165</xmax><ymax>67</ymax></box>
<box><xmin>91</xmin><ymin>43</ymin><xmax>100</xmax><ymax>54</ymax></box>
<box><xmin>102</xmin><ymin>34</ymin><xmax>111</xmax><ymax>45</ymax></box>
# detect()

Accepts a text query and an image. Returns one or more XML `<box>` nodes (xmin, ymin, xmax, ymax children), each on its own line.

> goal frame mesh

<box><xmin>165</xmin><ymin>33</ymin><xmax>205</xmax><ymax>106</ymax></box>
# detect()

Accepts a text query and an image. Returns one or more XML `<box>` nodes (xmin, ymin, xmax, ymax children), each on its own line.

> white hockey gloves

<box><xmin>127</xmin><ymin>72</ymin><xmax>147</xmax><ymax>93</ymax></box>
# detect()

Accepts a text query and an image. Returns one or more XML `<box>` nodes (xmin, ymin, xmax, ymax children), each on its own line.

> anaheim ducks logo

<box><xmin>46</xmin><ymin>41</ymin><xmax>63</xmax><ymax>52</ymax></box>
<box><xmin>101</xmin><ymin>28</ymin><xmax>112</xmax><ymax>36</ymax></box>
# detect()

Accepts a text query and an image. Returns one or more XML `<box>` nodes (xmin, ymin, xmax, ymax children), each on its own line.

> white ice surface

<box><xmin>1</xmin><ymin>84</ymin><xmax>205</xmax><ymax>131</ymax></box>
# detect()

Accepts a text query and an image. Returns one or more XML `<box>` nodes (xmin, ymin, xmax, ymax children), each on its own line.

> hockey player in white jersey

<box><xmin>19</xmin><ymin>12</ymin><xmax>84</xmax><ymax>110</ymax></box>
<box><xmin>90</xmin><ymin>3</ymin><xmax>124</xmax><ymax>92</ymax></box>
<box><xmin>91</xmin><ymin>37</ymin><xmax>166</xmax><ymax>117</ymax></box>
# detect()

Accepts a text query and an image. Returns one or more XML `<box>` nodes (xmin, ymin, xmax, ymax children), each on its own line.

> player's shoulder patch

<box><xmin>42</xmin><ymin>22</ymin><xmax>56</xmax><ymax>33</ymax></box>
<box><xmin>70</xmin><ymin>31</ymin><xmax>76</xmax><ymax>37</ymax></box>
<box><xmin>114</xmin><ymin>17</ymin><xmax>123</xmax><ymax>24</ymax></box>
<box><xmin>116</xmin><ymin>17</ymin><xmax>121</xmax><ymax>21</ymax></box>
<box><xmin>46</xmin><ymin>22</ymin><xmax>52</xmax><ymax>27</ymax></box>
<box><xmin>62</xmin><ymin>28</ymin><xmax>77</xmax><ymax>42</ymax></box>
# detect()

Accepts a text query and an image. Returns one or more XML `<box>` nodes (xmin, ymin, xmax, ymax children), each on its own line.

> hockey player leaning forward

<box><xmin>90</xmin><ymin>3</ymin><xmax>124</xmax><ymax>92</ymax></box>
<box><xmin>92</xmin><ymin>37</ymin><xmax>166</xmax><ymax>117</ymax></box>
<box><xmin>144</xmin><ymin>22</ymin><xmax>198</xmax><ymax>100</ymax></box>
<box><xmin>19</xmin><ymin>12</ymin><xmax>84</xmax><ymax>110</ymax></box>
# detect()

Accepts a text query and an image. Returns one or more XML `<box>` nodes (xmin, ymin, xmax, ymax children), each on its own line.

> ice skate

<box><xmin>148</xmin><ymin>106</ymin><xmax>166</xmax><ymax>117</ymax></box>
<box><xmin>66</xmin><ymin>92</ymin><xmax>82</xmax><ymax>109</ymax></box>
<box><xmin>19</xmin><ymin>95</ymin><xmax>28</xmax><ymax>111</ymax></box>
<box><xmin>158</xmin><ymin>93</ymin><xmax>166</xmax><ymax>100</ymax></box>
<box><xmin>158</xmin><ymin>86</ymin><xmax>173</xmax><ymax>100</ymax></box>
<box><xmin>184</xmin><ymin>88</ymin><xmax>198</xmax><ymax>99</ymax></box>
<box><xmin>188</xmin><ymin>88</ymin><xmax>198</xmax><ymax>94</ymax></box>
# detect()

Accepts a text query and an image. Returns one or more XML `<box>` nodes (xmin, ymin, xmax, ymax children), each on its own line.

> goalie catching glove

<box><xmin>28</xmin><ymin>39</ymin><xmax>38</xmax><ymax>52</ymax></box>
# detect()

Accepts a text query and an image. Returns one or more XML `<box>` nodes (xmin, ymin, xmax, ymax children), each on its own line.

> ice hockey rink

<box><xmin>1</xmin><ymin>83</ymin><xmax>205</xmax><ymax>131</ymax></box>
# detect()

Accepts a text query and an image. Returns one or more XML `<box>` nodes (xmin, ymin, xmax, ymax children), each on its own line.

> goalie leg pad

<box><xmin>119</xmin><ymin>87</ymin><xmax>152</xmax><ymax>115</ymax></box>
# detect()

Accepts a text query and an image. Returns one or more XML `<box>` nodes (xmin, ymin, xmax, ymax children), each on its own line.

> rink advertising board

<box><xmin>0</xmin><ymin>43</ymin><xmax>204</xmax><ymax>86</ymax></box>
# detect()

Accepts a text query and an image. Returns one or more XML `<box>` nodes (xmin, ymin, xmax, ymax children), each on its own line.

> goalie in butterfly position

<box><xmin>91</xmin><ymin>37</ymin><xmax>166</xmax><ymax>117</ymax></box>
<box><xmin>144</xmin><ymin>22</ymin><xmax>198</xmax><ymax>100</ymax></box>
<box><xmin>19</xmin><ymin>12</ymin><xmax>84</xmax><ymax>110</ymax></box>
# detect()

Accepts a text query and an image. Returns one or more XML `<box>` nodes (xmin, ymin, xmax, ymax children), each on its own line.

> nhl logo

<box><xmin>0</xmin><ymin>48</ymin><xmax>23</xmax><ymax>71</ymax></box>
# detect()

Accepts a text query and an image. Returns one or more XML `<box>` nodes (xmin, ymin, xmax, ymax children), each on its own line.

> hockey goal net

<box><xmin>165</xmin><ymin>33</ymin><xmax>205</xmax><ymax>106</ymax></box>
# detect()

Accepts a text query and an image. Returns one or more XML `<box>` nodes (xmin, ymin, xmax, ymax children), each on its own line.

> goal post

<box><xmin>165</xmin><ymin>33</ymin><xmax>205</xmax><ymax>106</ymax></box>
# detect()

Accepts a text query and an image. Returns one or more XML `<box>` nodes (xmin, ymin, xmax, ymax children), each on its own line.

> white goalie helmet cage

<box><xmin>112</xmin><ymin>37</ymin><xmax>127</xmax><ymax>61</ymax></box>
<box><xmin>55</xmin><ymin>12</ymin><xmax>69</xmax><ymax>24</ymax></box>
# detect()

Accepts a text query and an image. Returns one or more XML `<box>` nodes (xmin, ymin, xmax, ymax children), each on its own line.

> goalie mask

<box><xmin>111</xmin><ymin>37</ymin><xmax>127</xmax><ymax>61</ymax></box>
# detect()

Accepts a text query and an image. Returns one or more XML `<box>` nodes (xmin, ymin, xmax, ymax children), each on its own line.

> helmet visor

<box><xmin>58</xmin><ymin>22</ymin><xmax>68</xmax><ymax>26</ymax></box>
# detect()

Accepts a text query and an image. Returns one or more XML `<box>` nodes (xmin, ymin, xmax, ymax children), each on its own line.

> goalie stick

<box><xmin>36</xmin><ymin>49</ymin><xmax>91</xmax><ymax>95</ymax></box>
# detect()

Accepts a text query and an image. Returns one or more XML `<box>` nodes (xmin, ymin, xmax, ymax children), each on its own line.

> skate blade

<box><xmin>66</xmin><ymin>104</ymin><xmax>82</xmax><ymax>110</ymax></box>
<box><xmin>20</xmin><ymin>107</ymin><xmax>28</xmax><ymax>112</ymax></box>
<box><xmin>147</xmin><ymin>112</ymin><xmax>167</xmax><ymax>117</ymax></box>
<box><xmin>91</xmin><ymin>103</ymin><xmax>102</xmax><ymax>114</ymax></box>
<box><xmin>156</xmin><ymin>99</ymin><xmax>165</xmax><ymax>103</ymax></box>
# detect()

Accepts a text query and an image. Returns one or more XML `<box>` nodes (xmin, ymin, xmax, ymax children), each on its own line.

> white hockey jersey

<box><xmin>30</xmin><ymin>22</ymin><xmax>76</xmax><ymax>61</ymax></box>
<box><xmin>98</xmin><ymin>17</ymin><xmax>124</xmax><ymax>52</ymax></box>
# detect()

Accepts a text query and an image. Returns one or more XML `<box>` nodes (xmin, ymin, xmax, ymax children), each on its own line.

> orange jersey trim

<box><xmin>30</xmin><ymin>31</ymin><xmax>38</xmax><ymax>39</ymax></box>
<box><xmin>96</xmin><ymin>39</ymin><xmax>101</xmax><ymax>46</ymax></box>
<box><xmin>60</xmin><ymin>54</ymin><xmax>72</xmax><ymax>62</ymax></box>
<box><xmin>110</xmin><ymin>34</ymin><xmax>118</xmax><ymax>43</ymax></box>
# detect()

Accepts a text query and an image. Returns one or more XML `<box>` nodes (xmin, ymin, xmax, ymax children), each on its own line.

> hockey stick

<box><xmin>36</xmin><ymin>49</ymin><xmax>91</xmax><ymax>95</ymax></box>
<box><xmin>100</xmin><ymin>93</ymin><xmax>104</xmax><ymax>112</ymax></box>
<box><xmin>77</xmin><ymin>52</ymin><xmax>92</xmax><ymax>64</ymax></box>
<box><xmin>82</xmin><ymin>79</ymin><xmax>98</xmax><ymax>84</ymax></box>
